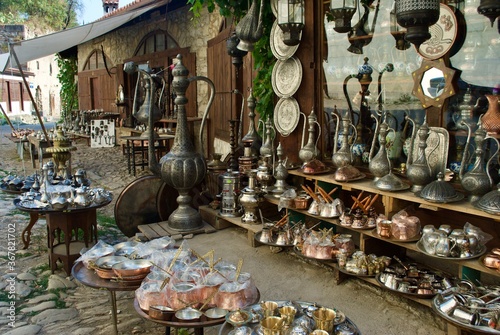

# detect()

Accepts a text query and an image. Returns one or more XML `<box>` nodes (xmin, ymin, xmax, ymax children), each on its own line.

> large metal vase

<box><xmin>156</xmin><ymin>55</ymin><xmax>206</xmax><ymax>231</ymax></box>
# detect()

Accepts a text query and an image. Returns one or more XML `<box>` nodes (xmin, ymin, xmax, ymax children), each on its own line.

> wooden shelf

<box><xmin>284</xmin><ymin>169</ymin><xmax>500</xmax><ymax>286</ymax></box>
<box><xmin>289</xmin><ymin>169</ymin><xmax>500</xmax><ymax>222</ymax></box>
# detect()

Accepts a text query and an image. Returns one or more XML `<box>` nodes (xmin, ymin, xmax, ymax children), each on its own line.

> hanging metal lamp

<box><xmin>477</xmin><ymin>0</ymin><xmax>500</xmax><ymax>27</ymax></box>
<box><xmin>395</xmin><ymin>0</ymin><xmax>440</xmax><ymax>48</ymax></box>
<box><xmin>277</xmin><ymin>0</ymin><xmax>305</xmax><ymax>46</ymax></box>
<box><xmin>330</xmin><ymin>0</ymin><xmax>358</xmax><ymax>33</ymax></box>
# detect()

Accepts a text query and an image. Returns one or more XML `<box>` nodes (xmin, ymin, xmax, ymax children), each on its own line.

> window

<box><xmin>133</xmin><ymin>30</ymin><xmax>178</xmax><ymax>56</ymax></box>
<box><xmin>82</xmin><ymin>49</ymin><xmax>111</xmax><ymax>71</ymax></box>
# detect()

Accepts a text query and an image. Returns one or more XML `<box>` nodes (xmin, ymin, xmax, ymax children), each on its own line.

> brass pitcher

<box><xmin>332</xmin><ymin>116</ymin><xmax>357</xmax><ymax>168</ymax></box>
<box><xmin>460</xmin><ymin>117</ymin><xmax>500</xmax><ymax>202</ymax></box>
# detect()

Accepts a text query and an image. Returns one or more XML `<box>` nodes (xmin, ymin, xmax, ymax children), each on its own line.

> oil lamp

<box><xmin>395</xmin><ymin>0</ymin><xmax>440</xmax><ymax>48</ymax></box>
<box><xmin>277</xmin><ymin>0</ymin><xmax>305</xmax><ymax>46</ymax></box>
<box><xmin>477</xmin><ymin>0</ymin><xmax>500</xmax><ymax>27</ymax></box>
<box><xmin>330</xmin><ymin>0</ymin><xmax>357</xmax><ymax>33</ymax></box>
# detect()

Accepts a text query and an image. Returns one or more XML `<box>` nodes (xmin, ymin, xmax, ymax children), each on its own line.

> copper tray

<box><xmin>114</xmin><ymin>175</ymin><xmax>164</xmax><ymax>237</ymax></box>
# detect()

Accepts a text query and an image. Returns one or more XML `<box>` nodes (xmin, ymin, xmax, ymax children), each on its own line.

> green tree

<box><xmin>187</xmin><ymin>0</ymin><xmax>275</xmax><ymax>121</ymax></box>
<box><xmin>0</xmin><ymin>0</ymin><xmax>81</xmax><ymax>31</ymax></box>
<box><xmin>57</xmin><ymin>55</ymin><xmax>78</xmax><ymax>119</ymax></box>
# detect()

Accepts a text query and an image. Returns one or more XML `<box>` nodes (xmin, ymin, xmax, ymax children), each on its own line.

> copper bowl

<box><xmin>112</xmin><ymin>259</ymin><xmax>152</xmax><ymax>277</ymax></box>
<box><xmin>483</xmin><ymin>254</ymin><xmax>500</xmax><ymax>270</ymax></box>
<box><xmin>149</xmin><ymin>305</ymin><xmax>175</xmax><ymax>321</ymax></box>
<box><xmin>95</xmin><ymin>255</ymin><xmax>128</xmax><ymax>270</ymax></box>
<box><xmin>94</xmin><ymin>267</ymin><xmax>115</xmax><ymax>279</ymax></box>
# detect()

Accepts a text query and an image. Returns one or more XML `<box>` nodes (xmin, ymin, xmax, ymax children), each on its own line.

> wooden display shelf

<box><xmin>285</xmin><ymin>169</ymin><xmax>500</xmax><ymax>286</ymax></box>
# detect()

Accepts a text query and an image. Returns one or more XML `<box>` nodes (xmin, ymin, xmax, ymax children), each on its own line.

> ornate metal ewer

<box><xmin>256</xmin><ymin>154</ymin><xmax>273</xmax><ymax>193</ymax></box>
<box><xmin>332</xmin><ymin>113</ymin><xmax>362</xmax><ymax>182</ymax></box>
<box><xmin>235</xmin><ymin>0</ymin><xmax>264</xmax><ymax>52</ymax></box>
<box><xmin>368</xmin><ymin>118</ymin><xmax>391</xmax><ymax>181</ymax></box>
<box><xmin>271</xmin><ymin>143</ymin><xmax>290</xmax><ymax>197</ymax></box>
<box><xmin>45</xmin><ymin>128</ymin><xmax>76</xmax><ymax>179</ymax></box>
<box><xmin>453</xmin><ymin>87</ymin><xmax>478</xmax><ymax>131</ymax></box>
<box><xmin>124</xmin><ymin>62</ymin><xmax>165</xmax><ymax>139</ymax></box>
<box><xmin>147</xmin><ymin>55</ymin><xmax>214</xmax><ymax>231</ymax></box>
<box><xmin>405</xmin><ymin>117</ymin><xmax>433</xmax><ymax>193</ymax></box>
<box><xmin>241</xmin><ymin>89</ymin><xmax>262</xmax><ymax>157</ymax></box>
<box><xmin>259</xmin><ymin>118</ymin><xmax>275</xmax><ymax>158</ymax></box>
<box><xmin>460</xmin><ymin>118</ymin><xmax>500</xmax><ymax>202</ymax></box>
<box><xmin>298</xmin><ymin>108</ymin><xmax>321</xmax><ymax>164</ymax></box>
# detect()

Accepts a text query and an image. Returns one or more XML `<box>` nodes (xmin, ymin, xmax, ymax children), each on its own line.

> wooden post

<box><xmin>0</xmin><ymin>103</ymin><xmax>16</xmax><ymax>131</ymax></box>
<box><xmin>9</xmin><ymin>44</ymin><xmax>51</xmax><ymax>144</ymax></box>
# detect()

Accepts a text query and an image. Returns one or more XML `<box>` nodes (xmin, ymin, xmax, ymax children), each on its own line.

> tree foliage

<box><xmin>188</xmin><ymin>0</ymin><xmax>275</xmax><ymax>121</ymax></box>
<box><xmin>56</xmin><ymin>55</ymin><xmax>78</xmax><ymax>119</ymax></box>
<box><xmin>0</xmin><ymin>0</ymin><xmax>81</xmax><ymax>31</ymax></box>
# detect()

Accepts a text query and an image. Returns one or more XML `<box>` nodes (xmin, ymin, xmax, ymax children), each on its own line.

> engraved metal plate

<box><xmin>272</xmin><ymin>56</ymin><xmax>302</xmax><ymax>98</ymax></box>
<box><xmin>274</xmin><ymin>97</ymin><xmax>301</xmax><ymax>137</ymax></box>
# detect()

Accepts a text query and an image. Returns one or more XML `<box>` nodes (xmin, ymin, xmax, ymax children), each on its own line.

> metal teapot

<box><xmin>50</xmin><ymin>186</ymin><xmax>73</xmax><ymax>210</ymax></box>
<box><xmin>145</xmin><ymin>55</ymin><xmax>215</xmax><ymax>231</ymax></box>
<box><xmin>73</xmin><ymin>186</ymin><xmax>93</xmax><ymax>207</ymax></box>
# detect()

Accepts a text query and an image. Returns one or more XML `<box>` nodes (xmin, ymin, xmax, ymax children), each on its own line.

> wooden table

<box><xmin>26</xmin><ymin>135</ymin><xmax>51</xmax><ymax>168</ymax></box>
<box><xmin>72</xmin><ymin>261</ymin><xmax>141</xmax><ymax>335</ymax></box>
<box><xmin>14</xmin><ymin>198</ymin><xmax>111</xmax><ymax>274</ymax></box>
<box><xmin>120</xmin><ymin>135</ymin><xmax>174</xmax><ymax>176</ymax></box>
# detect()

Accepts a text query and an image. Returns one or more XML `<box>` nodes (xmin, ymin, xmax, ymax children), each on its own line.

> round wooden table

<box><xmin>72</xmin><ymin>261</ymin><xmax>141</xmax><ymax>335</ymax></box>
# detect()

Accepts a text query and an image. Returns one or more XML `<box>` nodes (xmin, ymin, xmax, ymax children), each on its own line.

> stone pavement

<box><xmin>0</xmin><ymin>132</ymin><xmax>447</xmax><ymax>335</ymax></box>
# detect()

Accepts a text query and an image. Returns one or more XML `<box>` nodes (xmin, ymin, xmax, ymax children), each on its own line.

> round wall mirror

<box><xmin>421</xmin><ymin>67</ymin><xmax>445</xmax><ymax>98</ymax></box>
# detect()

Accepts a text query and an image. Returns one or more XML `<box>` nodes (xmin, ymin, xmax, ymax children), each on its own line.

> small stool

<box><xmin>46</xmin><ymin>209</ymin><xmax>98</xmax><ymax>275</ymax></box>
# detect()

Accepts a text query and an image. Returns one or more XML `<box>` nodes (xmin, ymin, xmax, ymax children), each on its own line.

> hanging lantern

<box><xmin>395</xmin><ymin>0</ymin><xmax>440</xmax><ymax>48</ymax></box>
<box><xmin>330</xmin><ymin>0</ymin><xmax>357</xmax><ymax>33</ymax></box>
<box><xmin>390</xmin><ymin>1</ymin><xmax>410</xmax><ymax>50</ymax></box>
<box><xmin>226</xmin><ymin>31</ymin><xmax>248</xmax><ymax>68</ymax></box>
<box><xmin>277</xmin><ymin>0</ymin><xmax>305</xmax><ymax>46</ymax></box>
<box><xmin>477</xmin><ymin>0</ymin><xmax>500</xmax><ymax>27</ymax></box>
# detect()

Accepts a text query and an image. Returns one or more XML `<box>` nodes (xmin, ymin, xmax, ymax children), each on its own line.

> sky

<box><xmin>78</xmin><ymin>0</ymin><xmax>137</xmax><ymax>25</ymax></box>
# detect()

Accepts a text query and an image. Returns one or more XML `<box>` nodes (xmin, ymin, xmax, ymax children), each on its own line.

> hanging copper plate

<box><xmin>114</xmin><ymin>175</ymin><xmax>164</xmax><ymax>237</ymax></box>
<box><xmin>156</xmin><ymin>181</ymin><xmax>212</xmax><ymax>222</ymax></box>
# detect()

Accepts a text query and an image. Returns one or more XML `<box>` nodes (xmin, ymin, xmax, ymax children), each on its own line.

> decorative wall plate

<box><xmin>417</xmin><ymin>4</ymin><xmax>458</xmax><ymax>60</ymax></box>
<box><xmin>270</xmin><ymin>21</ymin><xmax>300</xmax><ymax>60</ymax></box>
<box><xmin>272</xmin><ymin>56</ymin><xmax>302</xmax><ymax>98</ymax></box>
<box><xmin>274</xmin><ymin>97</ymin><xmax>300</xmax><ymax>136</ymax></box>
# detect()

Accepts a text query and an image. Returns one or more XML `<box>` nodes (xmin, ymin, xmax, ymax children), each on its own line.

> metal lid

<box><xmin>374</xmin><ymin>172</ymin><xmax>410</xmax><ymax>191</ymax></box>
<box><xmin>419</xmin><ymin>172</ymin><xmax>459</xmax><ymax>202</ymax></box>
<box><xmin>476</xmin><ymin>183</ymin><xmax>500</xmax><ymax>215</ymax></box>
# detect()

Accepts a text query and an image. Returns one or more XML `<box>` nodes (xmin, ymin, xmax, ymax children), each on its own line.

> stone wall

<box><xmin>77</xmin><ymin>5</ymin><xmax>222</xmax><ymax>115</ymax></box>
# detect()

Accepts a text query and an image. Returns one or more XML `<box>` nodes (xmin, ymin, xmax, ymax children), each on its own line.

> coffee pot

<box><xmin>298</xmin><ymin>108</ymin><xmax>321</xmax><ymax>164</ymax></box>
<box><xmin>73</xmin><ymin>186</ymin><xmax>93</xmax><ymax>207</ymax></box>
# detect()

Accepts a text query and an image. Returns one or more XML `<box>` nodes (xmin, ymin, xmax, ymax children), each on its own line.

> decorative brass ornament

<box><xmin>411</xmin><ymin>58</ymin><xmax>458</xmax><ymax>109</ymax></box>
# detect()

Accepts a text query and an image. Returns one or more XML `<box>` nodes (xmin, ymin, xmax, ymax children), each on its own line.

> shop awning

<box><xmin>0</xmin><ymin>0</ymin><xmax>165</xmax><ymax>72</ymax></box>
